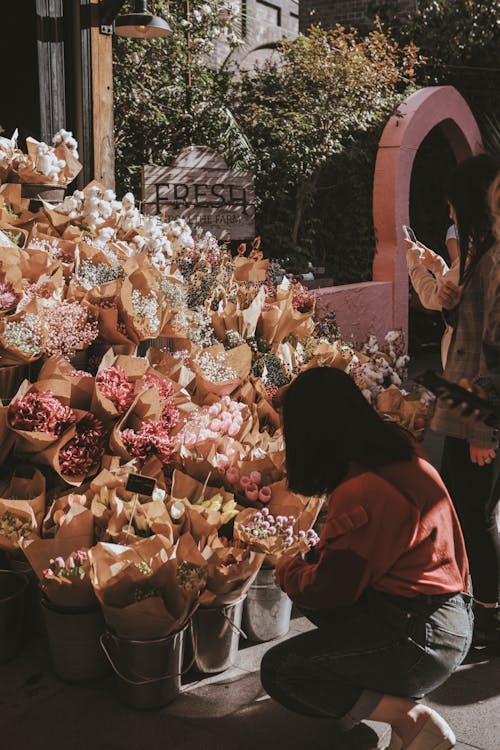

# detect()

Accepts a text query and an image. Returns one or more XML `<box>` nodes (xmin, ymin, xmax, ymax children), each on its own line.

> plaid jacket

<box><xmin>431</xmin><ymin>242</ymin><xmax>500</xmax><ymax>448</ymax></box>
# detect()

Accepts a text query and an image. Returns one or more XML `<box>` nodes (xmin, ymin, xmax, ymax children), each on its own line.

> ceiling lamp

<box><xmin>100</xmin><ymin>0</ymin><xmax>172</xmax><ymax>39</ymax></box>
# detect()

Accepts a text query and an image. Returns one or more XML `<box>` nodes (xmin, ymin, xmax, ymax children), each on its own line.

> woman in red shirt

<box><xmin>261</xmin><ymin>367</ymin><xmax>472</xmax><ymax>750</ymax></box>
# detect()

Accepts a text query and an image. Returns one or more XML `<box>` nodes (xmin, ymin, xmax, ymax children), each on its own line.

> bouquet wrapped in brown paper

<box><xmin>0</xmin><ymin>500</ymin><xmax>37</xmax><ymax>552</ymax></box>
<box><xmin>38</xmin><ymin>355</ymin><xmax>94</xmax><ymax>410</ymax></box>
<box><xmin>0</xmin><ymin>467</ymin><xmax>46</xmax><ymax>525</ymax></box>
<box><xmin>375</xmin><ymin>385</ymin><xmax>431</xmax><ymax>441</ymax></box>
<box><xmin>7</xmin><ymin>378</ymin><xmax>75</xmax><ymax>454</ymax></box>
<box><xmin>107</xmin><ymin>494</ymin><xmax>174</xmax><ymax>547</ymax></box>
<box><xmin>192</xmin><ymin>343</ymin><xmax>252</xmax><ymax>401</ymax></box>
<box><xmin>89</xmin><ymin>533</ymin><xmax>206</xmax><ymax>640</ymax></box>
<box><xmin>0</xmin><ymin>306</ymin><xmax>47</xmax><ymax>365</ymax></box>
<box><xmin>91</xmin><ymin>350</ymin><xmax>149</xmax><ymax>421</ymax></box>
<box><xmin>234</xmin><ymin>481</ymin><xmax>324</xmax><ymax>566</ymax></box>
<box><xmin>118</xmin><ymin>259</ymin><xmax>166</xmax><ymax>343</ymax></box>
<box><xmin>42</xmin><ymin>492</ymin><xmax>94</xmax><ymax>548</ymax></box>
<box><xmin>168</xmin><ymin>470</ymin><xmax>239</xmax><ymax>543</ymax></box>
<box><xmin>109</xmin><ymin>386</ymin><xmax>179</xmax><ymax>467</ymax></box>
<box><xmin>41</xmin><ymin>409</ymin><xmax>106</xmax><ymax>486</ymax></box>
<box><xmin>30</xmin><ymin>548</ymin><xmax>97</xmax><ymax>609</ymax></box>
<box><xmin>233</xmin><ymin>254</ymin><xmax>269</xmax><ymax>283</ymax></box>
<box><xmin>199</xmin><ymin>537</ymin><xmax>264</xmax><ymax>607</ymax></box>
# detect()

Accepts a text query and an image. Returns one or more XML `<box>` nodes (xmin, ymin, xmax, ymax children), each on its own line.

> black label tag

<box><xmin>125</xmin><ymin>473</ymin><xmax>156</xmax><ymax>496</ymax></box>
<box><xmin>13</xmin><ymin>464</ymin><xmax>36</xmax><ymax>480</ymax></box>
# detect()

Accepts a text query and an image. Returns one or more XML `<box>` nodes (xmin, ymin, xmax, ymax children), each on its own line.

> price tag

<box><xmin>13</xmin><ymin>464</ymin><xmax>36</xmax><ymax>480</ymax></box>
<box><xmin>125</xmin><ymin>473</ymin><xmax>156</xmax><ymax>497</ymax></box>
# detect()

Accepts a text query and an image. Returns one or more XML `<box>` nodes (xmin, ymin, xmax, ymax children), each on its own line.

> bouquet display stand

<box><xmin>100</xmin><ymin>622</ymin><xmax>190</xmax><ymax>709</ymax></box>
<box><xmin>40</xmin><ymin>595</ymin><xmax>109</xmax><ymax>682</ymax></box>
<box><xmin>0</xmin><ymin>569</ymin><xmax>28</xmax><ymax>663</ymax></box>
<box><xmin>242</xmin><ymin>567</ymin><xmax>292</xmax><ymax>643</ymax></box>
<box><xmin>188</xmin><ymin>595</ymin><xmax>247</xmax><ymax>675</ymax></box>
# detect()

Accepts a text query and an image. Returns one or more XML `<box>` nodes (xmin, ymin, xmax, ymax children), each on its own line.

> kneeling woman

<box><xmin>261</xmin><ymin>367</ymin><xmax>472</xmax><ymax>750</ymax></box>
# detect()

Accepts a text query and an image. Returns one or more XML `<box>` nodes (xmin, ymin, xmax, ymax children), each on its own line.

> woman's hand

<box><xmin>438</xmin><ymin>279</ymin><xmax>462</xmax><ymax>309</ymax></box>
<box><xmin>469</xmin><ymin>443</ymin><xmax>496</xmax><ymax>466</ymax></box>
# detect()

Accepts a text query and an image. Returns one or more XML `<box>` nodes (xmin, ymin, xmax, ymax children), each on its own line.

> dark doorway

<box><xmin>408</xmin><ymin>124</ymin><xmax>458</xmax><ymax>357</ymax></box>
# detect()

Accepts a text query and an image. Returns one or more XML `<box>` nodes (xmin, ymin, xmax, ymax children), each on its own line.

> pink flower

<box><xmin>183</xmin><ymin>431</ymin><xmax>197</xmax><ymax>447</ymax></box>
<box><xmin>210</xmin><ymin>419</ymin><xmax>222</xmax><ymax>432</ymax></box>
<box><xmin>249</xmin><ymin>471</ymin><xmax>262</xmax><ymax>484</ymax></box>
<box><xmin>258</xmin><ymin>486</ymin><xmax>272</xmax><ymax>504</ymax></box>
<box><xmin>240</xmin><ymin>475</ymin><xmax>252</xmax><ymax>490</ymax></box>
<box><xmin>96</xmin><ymin>366</ymin><xmax>135</xmax><ymax>414</ymax></box>
<box><xmin>58</xmin><ymin>415</ymin><xmax>105</xmax><ymax>477</ymax></box>
<box><xmin>245</xmin><ymin>482</ymin><xmax>259</xmax><ymax>503</ymax></box>
<box><xmin>225</xmin><ymin>467</ymin><xmax>240</xmax><ymax>484</ymax></box>
<box><xmin>141</xmin><ymin>374</ymin><xmax>175</xmax><ymax>402</ymax></box>
<box><xmin>8</xmin><ymin>391</ymin><xmax>75</xmax><ymax>437</ymax></box>
<box><xmin>228</xmin><ymin>422</ymin><xmax>240</xmax><ymax>437</ymax></box>
<box><xmin>208</xmin><ymin>403</ymin><xmax>222</xmax><ymax>417</ymax></box>
<box><xmin>0</xmin><ymin>281</ymin><xmax>19</xmax><ymax>311</ymax></box>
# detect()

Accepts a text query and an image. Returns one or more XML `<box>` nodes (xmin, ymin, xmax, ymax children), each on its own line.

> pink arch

<box><xmin>372</xmin><ymin>85</ymin><xmax>483</xmax><ymax>337</ymax></box>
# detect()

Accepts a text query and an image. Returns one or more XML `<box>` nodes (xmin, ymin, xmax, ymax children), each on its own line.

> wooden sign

<box><xmin>142</xmin><ymin>146</ymin><xmax>255</xmax><ymax>240</ymax></box>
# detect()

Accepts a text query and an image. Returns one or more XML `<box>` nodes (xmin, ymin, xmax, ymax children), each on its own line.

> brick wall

<box><xmin>300</xmin><ymin>1</ymin><xmax>418</xmax><ymax>31</ymax></box>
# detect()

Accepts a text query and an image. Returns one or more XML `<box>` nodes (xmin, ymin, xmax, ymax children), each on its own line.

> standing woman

<box><xmin>261</xmin><ymin>367</ymin><xmax>472</xmax><ymax>750</ymax></box>
<box><xmin>431</xmin><ymin>154</ymin><xmax>500</xmax><ymax>646</ymax></box>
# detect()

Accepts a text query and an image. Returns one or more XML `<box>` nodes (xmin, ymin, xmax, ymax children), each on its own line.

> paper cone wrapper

<box><xmin>89</xmin><ymin>534</ymin><xmax>197</xmax><ymax>639</ymax></box>
<box><xmin>7</xmin><ymin>378</ymin><xmax>74</xmax><ymax>453</ymax></box>
<box><xmin>38</xmin><ymin>355</ymin><xmax>94</xmax><ymax>409</ymax></box>
<box><xmin>42</xmin><ymin>498</ymin><xmax>94</xmax><ymax>551</ymax></box>
<box><xmin>91</xmin><ymin>350</ymin><xmax>149</xmax><ymax>421</ymax></box>
<box><xmin>200</xmin><ymin>543</ymin><xmax>264</xmax><ymax>607</ymax></box>
<box><xmin>109</xmin><ymin>387</ymin><xmax>163</xmax><ymax>461</ymax></box>
<box><xmin>22</xmin><ymin>537</ymin><xmax>97</xmax><ymax>609</ymax></box>
<box><xmin>1</xmin><ymin>468</ymin><xmax>46</xmax><ymax>525</ymax></box>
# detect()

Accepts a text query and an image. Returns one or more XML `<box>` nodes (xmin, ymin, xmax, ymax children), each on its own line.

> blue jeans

<box><xmin>261</xmin><ymin>588</ymin><xmax>473</xmax><ymax>728</ymax></box>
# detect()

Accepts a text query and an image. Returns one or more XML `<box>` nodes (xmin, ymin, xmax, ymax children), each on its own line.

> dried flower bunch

<box><xmin>241</xmin><ymin>507</ymin><xmax>319</xmax><ymax>549</ymax></box>
<box><xmin>195</xmin><ymin>351</ymin><xmax>238</xmax><ymax>383</ymax></box>
<box><xmin>0</xmin><ymin>511</ymin><xmax>33</xmax><ymax>545</ymax></box>
<box><xmin>2</xmin><ymin>313</ymin><xmax>44</xmax><ymax>357</ymax></box>
<box><xmin>58</xmin><ymin>415</ymin><xmax>106</xmax><ymax>477</ymax></box>
<box><xmin>43</xmin><ymin>301</ymin><xmax>99</xmax><ymax>359</ymax></box>
<box><xmin>176</xmin><ymin>560</ymin><xmax>208</xmax><ymax>592</ymax></box>
<box><xmin>76</xmin><ymin>260</ymin><xmax>124</xmax><ymax>290</ymax></box>
<box><xmin>95</xmin><ymin>366</ymin><xmax>135</xmax><ymax>413</ymax></box>
<box><xmin>131</xmin><ymin>289</ymin><xmax>160</xmax><ymax>337</ymax></box>
<box><xmin>0</xmin><ymin>281</ymin><xmax>19</xmax><ymax>312</ymax></box>
<box><xmin>8</xmin><ymin>391</ymin><xmax>75</xmax><ymax>436</ymax></box>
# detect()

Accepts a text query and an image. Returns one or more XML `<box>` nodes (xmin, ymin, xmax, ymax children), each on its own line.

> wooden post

<box><xmin>89</xmin><ymin>0</ymin><xmax>115</xmax><ymax>187</ymax></box>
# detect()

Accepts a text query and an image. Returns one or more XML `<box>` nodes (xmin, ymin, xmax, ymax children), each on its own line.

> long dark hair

<box><xmin>446</xmin><ymin>153</ymin><xmax>499</xmax><ymax>284</ymax></box>
<box><xmin>283</xmin><ymin>367</ymin><xmax>414</xmax><ymax>496</ymax></box>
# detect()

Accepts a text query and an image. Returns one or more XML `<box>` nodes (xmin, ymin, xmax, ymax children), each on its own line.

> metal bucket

<box><xmin>0</xmin><ymin>569</ymin><xmax>28</xmax><ymax>663</ymax></box>
<box><xmin>9</xmin><ymin>557</ymin><xmax>44</xmax><ymax>635</ymax></box>
<box><xmin>189</xmin><ymin>596</ymin><xmax>246</xmax><ymax>674</ymax></box>
<box><xmin>100</xmin><ymin>621</ymin><xmax>189</xmax><ymax>709</ymax></box>
<box><xmin>242</xmin><ymin>567</ymin><xmax>292</xmax><ymax>643</ymax></box>
<box><xmin>41</xmin><ymin>597</ymin><xmax>110</xmax><ymax>682</ymax></box>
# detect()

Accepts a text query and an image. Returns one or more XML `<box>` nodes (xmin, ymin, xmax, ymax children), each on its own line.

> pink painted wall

<box><xmin>315</xmin><ymin>281</ymin><xmax>393</xmax><ymax>346</ymax></box>
<box><xmin>317</xmin><ymin>86</ymin><xmax>482</xmax><ymax>348</ymax></box>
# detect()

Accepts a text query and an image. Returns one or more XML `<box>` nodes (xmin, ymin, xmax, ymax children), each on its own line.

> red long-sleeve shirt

<box><xmin>277</xmin><ymin>451</ymin><xmax>469</xmax><ymax>611</ymax></box>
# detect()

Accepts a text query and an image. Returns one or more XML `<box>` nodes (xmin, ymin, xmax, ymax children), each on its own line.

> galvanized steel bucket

<box><xmin>100</xmin><ymin>621</ymin><xmax>190</xmax><ymax>709</ymax></box>
<box><xmin>189</xmin><ymin>595</ymin><xmax>246</xmax><ymax>674</ymax></box>
<box><xmin>41</xmin><ymin>597</ymin><xmax>110</xmax><ymax>682</ymax></box>
<box><xmin>0</xmin><ymin>569</ymin><xmax>28</xmax><ymax>663</ymax></box>
<box><xmin>242</xmin><ymin>567</ymin><xmax>292</xmax><ymax>643</ymax></box>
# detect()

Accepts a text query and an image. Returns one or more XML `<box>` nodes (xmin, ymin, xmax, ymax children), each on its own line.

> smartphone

<box><xmin>413</xmin><ymin>370</ymin><xmax>499</xmax><ymax>426</ymax></box>
<box><xmin>403</xmin><ymin>225</ymin><xmax>417</xmax><ymax>243</ymax></box>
